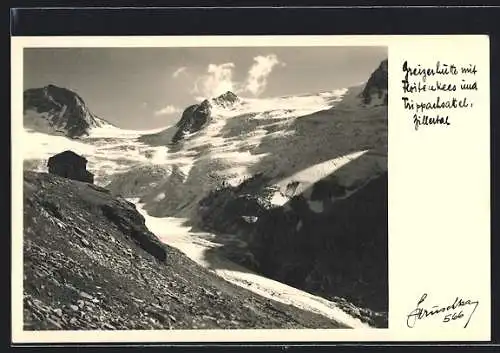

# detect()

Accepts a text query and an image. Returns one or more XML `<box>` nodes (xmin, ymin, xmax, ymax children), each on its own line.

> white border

<box><xmin>11</xmin><ymin>35</ymin><xmax>491</xmax><ymax>343</ymax></box>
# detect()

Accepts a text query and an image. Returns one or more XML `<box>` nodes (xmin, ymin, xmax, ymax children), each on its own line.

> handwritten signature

<box><xmin>406</xmin><ymin>293</ymin><xmax>479</xmax><ymax>328</ymax></box>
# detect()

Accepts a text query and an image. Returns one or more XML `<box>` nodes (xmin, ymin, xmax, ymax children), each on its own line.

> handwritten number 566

<box><xmin>443</xmin><ymin>311</ymin><xmax>464</xmax><ymax>323</ymax></box>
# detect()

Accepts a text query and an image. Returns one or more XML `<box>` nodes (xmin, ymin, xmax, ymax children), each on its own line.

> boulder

<box><xmin>47</xmin><ymin>150</ymin><xmax>94</xmax><ymax>184</ymax></box>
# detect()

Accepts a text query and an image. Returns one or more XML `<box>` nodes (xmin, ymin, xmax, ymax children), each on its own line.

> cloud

<box><xmin>192</xmin><ymin>54</ymin><xmax>284</xmax><ymax>99</ymax></box>
<box><xmin>172</xmin><ymin>66</ymin><xmax>187</xmax><ymax>78</ymax></box>
<box><xmin>244</xmin><ymin>54</ymin><xmax>282</xmax><ymax>95</ymax></box>
<box><xmin>154</xmin><ymin>105</ymin><xmax>181</xmax><ymax>116</ymax></box>
<box><xmin>192</xmin><ymin>62</ymin><xmax>236</xmax><ymax>98</ymax></box>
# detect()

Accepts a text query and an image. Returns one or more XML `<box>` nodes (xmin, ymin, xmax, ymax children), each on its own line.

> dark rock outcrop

<box><xmin>171</xmin><ymin>100</ymin><xmax>212</xmax><ymax>144</ymax></box>
<box><xmin>142</xmin><ymin>91</ymin><xmax>240</xmax><ymax>146</ymax></box>
<box><xmin>47</xmin><ymin>150</ymin><xmax>94</xmax><ymax>184</ymax></box>
<box><xmin>196</xmin><ymin>172</ymin><xmax>388</xmax><ymax>328</ymax></box>
<box><xmin>23</xmin><ymin>171</ymin><xmax>346</xmax><ymax>330</ymax></box>
<box><xmin>360</xmin><ymin>59</ymin><xmax>388</xmax><ymax>105</ymax></box>
<box><xmin>24</xmin><ymin>84</ymin><xmax>107</xmax><ymax>138</ymax></box>
<box><xmin>249</xmin><ymin>172</ymin><xmax>388</xmax><ymax>326</ymax></box>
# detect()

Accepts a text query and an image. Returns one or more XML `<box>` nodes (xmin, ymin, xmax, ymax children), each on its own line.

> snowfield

<box><xmin>119</xmin><ymin>84</ymin><xmax>387</xmax><ymax>218</ymax></box>
<box><xmin>23</xmin><ymin>124</ymin><xmax>172</xmax><ymax>185</ymax></box>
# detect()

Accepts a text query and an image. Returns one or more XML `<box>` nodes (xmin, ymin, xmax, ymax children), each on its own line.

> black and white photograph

<box><xmin>21</xmin><ymin>45</ymin><xmax>388</xmax><ymax>331</ymax></box>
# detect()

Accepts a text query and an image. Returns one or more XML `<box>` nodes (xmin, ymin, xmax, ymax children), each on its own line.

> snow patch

<box><xmin>87</xmin><ymin>124</ymin><xmax>170</xmax><ymax>139</ymax></box>
<box><xmin>274</xmin><ymin>150</ymin><xmax>370</xmax><ymax>196</ymax></box>
<box><xmin>269</xmin><ymin>191</ymin><xmax>290</xmax><ymax>207</ymax></box>
<box><xmin>242</xmin><ymin>216</ymin><xmax>258</xmax><ymax>224</ymax></box>
<box><xmin>307</xmin><ymin>200</ymin><xmax>324</xmax><ymax>213</ymax></box>
<box><xmin>153</xmin><ymin>192</ymin><xmax>166</xmax><ymax>201</ymax></box>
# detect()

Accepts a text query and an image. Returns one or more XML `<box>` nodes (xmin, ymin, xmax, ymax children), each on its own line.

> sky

<box><xmin>24</xmin><ymin>46</ymin><xmax>387</xmax><ymax>129</ymax></box>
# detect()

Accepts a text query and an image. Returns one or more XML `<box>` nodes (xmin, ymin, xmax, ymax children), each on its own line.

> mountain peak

<box><xmin>24</xmin><ymin>85</ymin><xmax>107</xmax><ymax>138</ymax></box>
<box><xmin>199</xmin><ymin>99</ymin><xmax>212</xmax><ymax>108</ymax></box>
<box><xmin>360</xmin><ymin>59</ymin><xmax>388</xmax><ymax>106</ymax></box>
<box><xmin>219</xmin><ymin>90</ymin><xmax>238</xmax><ymax>99</ymax></box>
<box><xmin>212</xmin><ymin>91</ymin><xmax>239</xmax><ymax>108</ymax></box>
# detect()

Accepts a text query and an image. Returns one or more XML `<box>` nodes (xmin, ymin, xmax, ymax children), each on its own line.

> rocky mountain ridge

<box><xmin>24</xmin><ymin>84</ymin><xmax>109</xmax><ymax>138</ymax></box>
<box><xmin>360</xmin><ymin>59</ymin><xmax>388</xmax><ymax>105</ymax></box>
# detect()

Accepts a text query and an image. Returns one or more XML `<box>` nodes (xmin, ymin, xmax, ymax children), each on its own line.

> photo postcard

<box><xmin>11</xmin><ymin>34</ymin><xmax>491</xmax><ymax>343</ymax></box>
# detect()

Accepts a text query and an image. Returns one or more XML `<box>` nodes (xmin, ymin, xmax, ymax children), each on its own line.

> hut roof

<box><xmin>48</xmin><ymin>150</ymin><xmax>88</xmax><ymax>163</ymax></box>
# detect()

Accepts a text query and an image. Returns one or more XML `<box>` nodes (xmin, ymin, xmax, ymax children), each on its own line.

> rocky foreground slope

<box><xmin>23</xmin><ymin>171</ymin><xmax>347</xmax><ymax>330</ymax></box>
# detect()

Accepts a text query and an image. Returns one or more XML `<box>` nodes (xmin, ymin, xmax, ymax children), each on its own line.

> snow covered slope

<box><xmin>110</xmin><ymin>81</ymin><xmax>387</xmax><ymax>219</ymax></box>
<box><xmin>22</xmin><ymin>124</ymin><xmax>171</xmax><ymax>186</ymax></box>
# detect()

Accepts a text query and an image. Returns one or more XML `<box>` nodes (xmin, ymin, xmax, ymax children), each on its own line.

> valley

<box><xmin>21</xmin><ymin>58</ymin><xmax>388</xmax><ymax>329</ymax></box>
